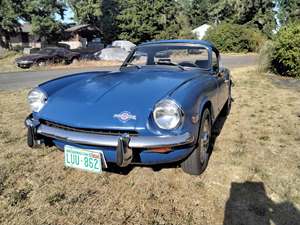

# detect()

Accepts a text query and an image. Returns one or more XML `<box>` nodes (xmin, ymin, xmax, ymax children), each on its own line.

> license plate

<box><xmin>64</xmin><ymin>145</ymin><xmax>106</xmax><ymax>173</ymax></box>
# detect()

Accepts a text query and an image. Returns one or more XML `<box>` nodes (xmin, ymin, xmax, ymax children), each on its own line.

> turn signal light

<box><xmin>149</xmin><ymin>147</ymin><xmax>172</xmax><ymax>153</ymax></box>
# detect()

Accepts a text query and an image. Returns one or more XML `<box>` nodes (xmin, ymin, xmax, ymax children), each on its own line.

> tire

<box><xmin>71</xmin><ymin>57</ymin><xmax>79</xmax><ymax>64</ymax></box>
<box><xmin>181</xmin><ymin>108</ymin><xmax>212</xmax><ymax>175</ymax></box>
<box><xmin>36</xmin><ymin>60</ymin><xmax>46</xmax><ymax>67</ymax></box>
<box><xmin>27</xmin><ymin>127</ymin><xmax>35</xmax><ymax>148</ymax></box>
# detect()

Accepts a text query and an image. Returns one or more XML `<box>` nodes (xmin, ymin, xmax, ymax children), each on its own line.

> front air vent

<box><xmin>39</xmin><ymin>120</ymin><xmax>139</xmax><ymax>136</ymax></box>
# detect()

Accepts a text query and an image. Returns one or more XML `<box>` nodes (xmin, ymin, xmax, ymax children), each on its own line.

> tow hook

<box><xmin>116</xmin><ymin>134</ymin><xmax>133</xmax><ymax>167</ymax></box>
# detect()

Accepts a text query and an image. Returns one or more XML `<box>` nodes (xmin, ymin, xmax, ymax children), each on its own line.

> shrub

<box><xmin>204</xmin><ymin>23</ymin><xmax>266</xmax><ymax>53</ymax></box>
<box><xmin>271</xmin><ymin>23</ymin><xmax>300</xmax><ymax>78</ymax></box>
<box><xmin>258</xmin><ymin>40</ymin><xmax>275</xmax><ymax>72</ymax></box>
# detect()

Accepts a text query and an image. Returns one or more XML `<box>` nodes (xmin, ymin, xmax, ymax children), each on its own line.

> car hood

<box><xmin>16</xmin><ymin>54</ymin><xmax>48</xmax><ymax>62</ymax></box>
<box><xmin>38</xmin><ymin>68</ymin><xmax>199</xmax><ymax>131</ymax></box>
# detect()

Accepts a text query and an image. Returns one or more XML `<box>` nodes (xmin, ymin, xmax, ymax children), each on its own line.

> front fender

<box><xmin>198</xmin><ymin>97</ymin><xmax>215</xmax><ymax>122</ymax></box>
<box><xmin>169</xmin><ymin>74</ymin><xmax>218</xmax><ymax>141</ymax></box>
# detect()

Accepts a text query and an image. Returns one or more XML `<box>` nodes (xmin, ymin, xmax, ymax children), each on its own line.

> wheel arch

<box><xmin>193</xmin><ymin>99</ymin><xmax>214</xmax><ymax>144</ymax></box>
<box><xmin>199</xmin><ymin>99</ymin><xmax>215</xmax><ymax>123</ymax></box>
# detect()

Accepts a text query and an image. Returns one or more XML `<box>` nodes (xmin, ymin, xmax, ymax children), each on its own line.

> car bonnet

<box><xmin>38</xmin><ymin>68</ymin><xmax>199</xmax><ymax>132</ymax></box>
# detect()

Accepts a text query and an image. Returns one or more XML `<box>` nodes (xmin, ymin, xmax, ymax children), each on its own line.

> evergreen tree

<box><xmin>0</xmin><ymin>0</ymin><xmax>66</xmax><ymax>48</ymax></box>
<box><xmin>190</xmin><ymin>0</ymin><xmax>276</xmax><ymax>36</ymax></box>
<box><xmin>23</xmin><ymin>0</ymin><xmax>66</xmax><ymax>44</ymax></box>
<box><xmin>277</xmin><ymin>0</ymin><xmax>300</xmax><ymax>24</ymax></box>
<box><xmin>117</xmin><ymin>0</ymin><xmax>193</xmax><ymax>43</ymax></box>
<box><xmin>68</xmin><ymin>0</ymin><xmax>120</xmax><ymax>43</ymax></box>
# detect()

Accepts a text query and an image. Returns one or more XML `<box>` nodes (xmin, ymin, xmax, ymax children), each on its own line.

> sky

<box><xmin>55</xmin><ymin>6</ymin><xmax>75</xmax><ymax>24</ymax></box>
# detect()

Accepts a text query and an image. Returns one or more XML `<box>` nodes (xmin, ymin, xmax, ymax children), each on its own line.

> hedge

<box><xmin>271</xmin><ymin>23</ymin><xmax>300</xmax><ymax>78</ymax></box>
<box><xmin>204</xmin><ymin>23</ymin><xmax>266</xmax><ymax>53</ymax></box>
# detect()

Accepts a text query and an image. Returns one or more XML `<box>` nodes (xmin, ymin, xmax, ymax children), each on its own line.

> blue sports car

<box><xmin>25</xmin><ymin>40</ymin><xmax>232</xmax><ymax>175</ymax></box>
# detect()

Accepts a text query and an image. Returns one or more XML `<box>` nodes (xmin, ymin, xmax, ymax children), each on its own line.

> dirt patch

<box><xmin>0</xmin><ymin>68</ymin><xmax>300</xmax><ymax>225</ymax></box>
<box><xmin>267</xmin><ymin>73</ymin><xmax>300</xmax><ymax>91</ymax></box>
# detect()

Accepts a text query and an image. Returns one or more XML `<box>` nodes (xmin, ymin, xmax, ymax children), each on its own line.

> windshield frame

<box><xmin>122</xmin><ymin>43</ymin><xmax>212</xmax><ymax>71</ymax></box>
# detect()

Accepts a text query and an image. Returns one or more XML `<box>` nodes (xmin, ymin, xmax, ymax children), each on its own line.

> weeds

<box><xmin>9</xmin><ymin>188</ymin><xmax>31</xmax><ymax>206</ymax></box>
<box><xmin>46</xmin><ymin>192</ymin><xmax>66</xmax><ymax>206</ymax></box>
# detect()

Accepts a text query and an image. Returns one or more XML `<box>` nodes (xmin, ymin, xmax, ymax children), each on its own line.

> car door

<box><xmin>211</xmin><ymin>50</ymin><xmax>227</xmax><ymax>113</ymax></box>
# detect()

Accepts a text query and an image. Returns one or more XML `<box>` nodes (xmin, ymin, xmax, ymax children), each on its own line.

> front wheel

<box><xmin>36</xmin><ymin>60</ymin><xmax>46</xmax><ymax>67</ymax></box>
<box><xmin>181</xmin><ymin>108</ymin><xmax>212</xmax><ymax>175</ymax></box>
<box><xmin>71</xmin><ymin>57</ymin><xmax>79</xmax><ymax>64</ymax></box>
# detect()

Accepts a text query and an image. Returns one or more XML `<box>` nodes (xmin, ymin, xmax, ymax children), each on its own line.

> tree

<box><xmin>117</xmin><ymin>0</ymin><xmax>193</xmax><ymax>43</ymax></box>
<box><xmin>100</xmin><ymin>0</ymin><xmax>121</xmax><ymax>43</ymax></box>
<box><xmin>0</xmin><ymin>0</ymin><xmax>23</xmax><ymax>48</ymax></box>
<box><xmin>117</xmin><ymin>0</ymin><xmax>157</xmax><ymax>42</ymax></box>
<box><xmin>22</xmin><ymin>0</ymin><xmax>67</xmax><ymax>44</ymax></box>
<box><xmin>0</xmin><ymin>0</ymin><xmax>66</xmax><ymax>48</ymax></box>
<box><xmin>190</xmin><ymin>0</ymin><xmax>276</xmax><ymax>37</ymax></box>
<box><xmin>232</xmin><ymin>0</ymin><xmax>276</xmax><ymax>36</ymax></box>
<box><xmin>67</xmin><ymin>0</ymin><xmax>120</xmax><ymax>43</ymax></box>
<box><xmin>277</xmin><ymin>0</ymin><xmax>300</xmax><ymax>24</ymax></box>
<box><xmin>68</xmin><ymin>0</ymin><xmax>102</xmax><ymax>25</ymax></box>
<box><xmin>190</xmin><ymin>0</ymin><xmax>210</xmax><ymax>27</ymax></box>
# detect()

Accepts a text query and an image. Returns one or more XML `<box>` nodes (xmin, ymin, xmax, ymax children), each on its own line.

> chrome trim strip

<box><xmin>130</xmin><ymin>133</ymin><xmax>194</xmax><ymax>148</ymax></box>
<box><xmin>37</xmin><ymin>124</ymin><xmax>194</xmax><ymax>148</ymax></box>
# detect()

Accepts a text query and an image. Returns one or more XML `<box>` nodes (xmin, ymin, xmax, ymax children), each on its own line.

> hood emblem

<box><xmin>113</xmin><ymin>111</ymin><xmax>137</xmax><ymax>123</ymax></box>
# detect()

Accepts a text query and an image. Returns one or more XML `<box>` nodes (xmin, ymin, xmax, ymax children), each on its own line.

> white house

<box><xmin>192</xmin><ymin>24</ymin><xmax>211</xmax><ymax>40</ymax></box>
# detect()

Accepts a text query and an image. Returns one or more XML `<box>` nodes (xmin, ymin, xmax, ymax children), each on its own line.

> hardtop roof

<box><xmin>139</xmin><ymin>39</ymin><xmax>219</xmax><ymax>54</ymax></box>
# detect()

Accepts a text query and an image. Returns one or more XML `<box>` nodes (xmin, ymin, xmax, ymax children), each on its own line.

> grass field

<box><xmin>0</xmin><ymin>67</ymin><xmax>300</xmax><ymax>225</ymax></box>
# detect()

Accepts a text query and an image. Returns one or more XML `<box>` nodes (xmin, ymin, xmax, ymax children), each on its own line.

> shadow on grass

<box><xmin>223</xmin><ymin>181</ymin><xmax>300</xmax><ymax>225</ymax></box>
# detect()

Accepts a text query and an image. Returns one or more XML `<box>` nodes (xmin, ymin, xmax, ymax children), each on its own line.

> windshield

<box><xmin>124</xmin><ymin>44</ymin><xmax>209</xmax><ymax>69</ymax></box>
<box><xmin>38</xmin><ymin>48</ymin><xmax>55</xmax><ymax>55</ymax></box>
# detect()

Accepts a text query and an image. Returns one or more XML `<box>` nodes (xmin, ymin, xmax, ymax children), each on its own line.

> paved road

<box><xmin>0</xmin><ymin>55</ymin><xmax>257</xmax><ymax>90</ymax></box>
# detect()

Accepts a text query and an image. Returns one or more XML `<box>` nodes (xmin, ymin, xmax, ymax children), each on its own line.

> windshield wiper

<box><xmin>156</xmin><ymin>61</ymin><xmax>185</xmax><ymax>71</ymax></box>
<box><xmin>123</xmin><ymin>62</ymin><xmax>141</xmax><ymax>69</ymax></box>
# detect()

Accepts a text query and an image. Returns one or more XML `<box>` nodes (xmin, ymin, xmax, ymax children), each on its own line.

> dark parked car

<box><xmin>25</xmin><ymin>40</ymin><xmax>232</xmax><ymax>175</ymax></box>
<box><xmin>15</xmin><ymin>47</ymin><xmax>80</xmax><ymax>68</ymax></box>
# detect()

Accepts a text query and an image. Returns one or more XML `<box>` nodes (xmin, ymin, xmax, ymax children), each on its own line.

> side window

<box><xmin>130</xmin><ymin>51</ymin><xmax>148</xmax><ymax>66</ymax></box>
<box><xmin>212</xmin><ymin>51</ymin><xmax>219</xmax><ymax>72</ymax></box>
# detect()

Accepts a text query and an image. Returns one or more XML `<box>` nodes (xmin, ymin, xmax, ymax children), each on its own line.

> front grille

<box><xmin>40</xmin><ymin>120</ymin><xmax>139</xmax><ymax>136</ymax></box>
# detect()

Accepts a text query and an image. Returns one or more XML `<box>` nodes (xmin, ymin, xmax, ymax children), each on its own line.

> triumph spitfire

<box><xmin>25</xmin><ymin>40</ymin><xmax>232</xmax><ymax>175</ymax></box>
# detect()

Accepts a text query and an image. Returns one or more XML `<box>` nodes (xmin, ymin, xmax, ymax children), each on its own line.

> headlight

<box><xmin>28</xmin><ymin>88</ymin><xmax>47</xmax><ymax>112</ymax></box>
<box><xmin>153</xmin><ymin>99</ymin><xmax>183</xmax><ymax>130</ymax></box>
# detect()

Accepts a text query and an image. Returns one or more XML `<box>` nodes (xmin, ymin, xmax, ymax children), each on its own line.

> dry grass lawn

<box><xmin>0</xmin><ymin>67</ymin><xmax>300</xmax><ymax>225</ymax></box>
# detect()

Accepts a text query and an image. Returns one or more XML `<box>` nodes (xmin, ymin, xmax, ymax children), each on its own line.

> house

<box><xmin>60</xmin><ymin>24</ymin><xmax>101</xmax><ymax>49</ymax></box>
<box><xmin>192</xmin><ymin>24</ymin><xmax>211</xmax><ymax>40</ymax></box>
<box><xmin>9</xmin><ymin>24</ymin><xmax>41</xmax><ymax>49</ymax></box>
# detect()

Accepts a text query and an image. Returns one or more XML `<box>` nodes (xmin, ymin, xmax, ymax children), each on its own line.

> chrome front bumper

<box><xmin>35</xmin><ymin>124</ymin><xmax>194</xmax><ymax>149</ymax></box>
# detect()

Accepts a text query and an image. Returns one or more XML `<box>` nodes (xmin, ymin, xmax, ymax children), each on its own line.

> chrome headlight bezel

<box><xmin>153</xmin><ymin>99</ymin><xmax>184</xmax><ymax>130</ymax></box>
<box><xmin>27</xmin><ymin>88</ymin><xmax>47</xmax><ymax>112</ymax></box>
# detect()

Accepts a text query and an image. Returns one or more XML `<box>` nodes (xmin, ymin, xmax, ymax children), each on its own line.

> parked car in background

<box><xmin>93</xmin><ymin>40</ymin><xmax>135</xmax><ymax>61</ymax></box>
<box><xmin>111</xmin><ymin>40</ymin><xmax>136</xmax><ymax>52</ymax></box>
<box><xmin>94</xmin><ymin>47</ymin><xmax>130</xmax><ymax>61</ymax></box>
<box><xmin>87</xmin><ymin>38</ymin><xmax>105</xmax><ymax>49</ymax></box>
<box><xmin>15</xmin><ymin>47</ymin><xmax>80</xmax><ymax>69</ymax></box>
<box><xmin>25</xmin><ymin>40</ymin><xmax>232</xmax><ymax>175</ymax></box>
